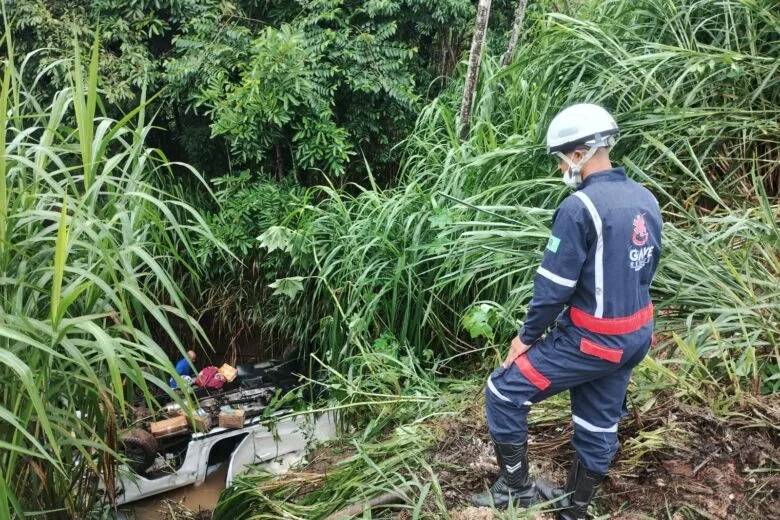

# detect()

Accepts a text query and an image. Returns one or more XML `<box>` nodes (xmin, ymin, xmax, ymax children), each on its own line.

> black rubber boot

<box><xmin>536</xmin><ymin>457</ymin><xmax>604</xmax><ymax>519</ymax></box>
<box><xmin>471</xmin><ymin>438</ymin><xmax>538</xmax><ymax>509</ymax></box>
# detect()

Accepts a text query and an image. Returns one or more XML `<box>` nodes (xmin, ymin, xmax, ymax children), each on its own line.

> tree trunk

<box><xmin>458</xmin><ymin>0</ymin><xmax>492</xmax><ymax>141</ymax></box>
<box><xmin>275</xmin><ymin>143</ymin><xmax>284</xmax><ymax>181</ymax></box>
<box><xmin>501</xmin><ymin>0</ymin><xmax>527</xmax><ymax>67</ymax></box>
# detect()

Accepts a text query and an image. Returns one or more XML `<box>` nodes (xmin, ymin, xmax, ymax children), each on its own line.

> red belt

<box><xmin>570</xmin><ymin>303</ymin><xmax>654</xmax><ymax>335</ymax></box>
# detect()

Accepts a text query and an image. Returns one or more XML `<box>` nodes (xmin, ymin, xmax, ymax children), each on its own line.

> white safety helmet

<box><xmin>546</xmin><ymin>104</ymin><xmax>618</xmax><ymax>188</ymax></box>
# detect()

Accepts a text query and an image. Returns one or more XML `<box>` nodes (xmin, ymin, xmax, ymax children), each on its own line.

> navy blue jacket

<box><xmin>519</xmin><ymin>167</ymin><xmax>662</xmax><ymax>348</ymax></box>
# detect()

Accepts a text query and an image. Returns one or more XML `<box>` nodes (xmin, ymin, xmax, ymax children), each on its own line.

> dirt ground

<box><xmin>138</xmin><ymin>500</ymin><xmax>213</xmax><ymax>520</ymax></box>
<box><xmin>433</xmin><ymin>394</ymin><xmax>780</xmax><ymax>519</ymax></box>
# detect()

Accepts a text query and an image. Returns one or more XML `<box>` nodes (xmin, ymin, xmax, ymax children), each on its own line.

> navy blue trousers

<box><xmin>486</xmin><ymin>325</ymin><xmax>651</xmax><ymax>474</ymax></box>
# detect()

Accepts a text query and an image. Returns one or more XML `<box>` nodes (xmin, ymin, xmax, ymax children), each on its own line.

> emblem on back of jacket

<box><xmin>630</xmin><ymin>214</ymin><xmax>654</xmax><ymax>271</ymax></box>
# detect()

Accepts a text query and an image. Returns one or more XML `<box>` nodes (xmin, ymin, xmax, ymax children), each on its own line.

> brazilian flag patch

<box><xmin>546</xmin><ymin>235</ymin><xmax>561</xmax><ymax>253</ymax></box>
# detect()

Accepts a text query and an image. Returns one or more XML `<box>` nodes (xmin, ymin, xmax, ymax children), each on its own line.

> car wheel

<box><xmin>120</xmin><ymin>428</ymin><xmax>158</xmax><ymax>473</ymax></box>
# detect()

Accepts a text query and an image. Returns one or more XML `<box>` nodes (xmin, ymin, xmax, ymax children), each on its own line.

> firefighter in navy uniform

<box><xmin>472</xmin><ymin>104</ymin><xmax>663</xmax><ymax>519</ymax></box>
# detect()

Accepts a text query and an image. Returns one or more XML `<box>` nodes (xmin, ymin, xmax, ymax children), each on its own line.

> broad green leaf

<box><xmin>258</xmin><ymin>225</ymin><xmax>294</xmax><ymax>253</ymax></box>
<box><xmin>269</xmin><ymin>276</ymin><xmax>305</xmax><ymax>299</ymax></box>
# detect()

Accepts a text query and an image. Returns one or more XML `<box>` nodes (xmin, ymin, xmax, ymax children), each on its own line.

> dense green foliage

<box><xmin>194</xmin><ymin>172</ymin><xmax>305</xmax><ymax>337</ymax></box>
<box><xmin>6</xmin><ymin>0</ymin><xmax>522</xmax><ymax>181</ymax></box>
<box><xmin>4</xmin><ymin>0</ymin><xmax>538</xmax><ymax>346</ymax></box>
<box><xmin>168</xmin><ymin>2</ymin><xmax>421</xmax><ymax>177</ymax></box>
<box><xmin>255</xmin><ymin>0</ymin><xmax>779</xmax><ymax>396</ymax></box>
<box><xmin>7</xmin><ymin>0</ymin><xmax>182</xmax><ymax>103</ymax></box>
<box><xmin>1</xmin><ymin>0</ymin><xmax>779</xmax><ymax>516</ymax></box>
<box><xmin>0</xmin><ymin>39</ymin><xmax>216</xmax><ymax>517</ymax></box>
<box><xmin>213</xmin><ymin>0</ymin><xmax>779</xmax><ymax>516</ymax></box>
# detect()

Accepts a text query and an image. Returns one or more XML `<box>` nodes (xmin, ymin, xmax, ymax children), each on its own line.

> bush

<box><xmin>193</xmin><ymin>172</ymin><xmax>306</xmax><ymax>340</ymax></box>
<box><xmin>0</xmin><ymin>40</ymin><xmax>217</xmax><ymax>516</ymax></box>
<box><xmin>263</xmin><ymin>0</ymin><xmax>779</xmax><ymax>398</ymax></box>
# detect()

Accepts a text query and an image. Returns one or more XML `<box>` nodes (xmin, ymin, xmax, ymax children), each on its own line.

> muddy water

<box><xmin>126</xmin><ymin>465</ymin><xmax>226</xmax><ymax>518</ymax></box>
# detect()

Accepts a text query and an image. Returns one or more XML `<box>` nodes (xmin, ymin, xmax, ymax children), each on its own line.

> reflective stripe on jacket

<box><xmin>519</xmin><ymin>167</ymin><xmax>662</xmax><ymax>347</ymax></box>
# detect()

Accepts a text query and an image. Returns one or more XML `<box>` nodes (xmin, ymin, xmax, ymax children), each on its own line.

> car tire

<box><xmin>120</xmin><ymin>428</ymin><xmax>158</xmax><ymax>473</ymax></box>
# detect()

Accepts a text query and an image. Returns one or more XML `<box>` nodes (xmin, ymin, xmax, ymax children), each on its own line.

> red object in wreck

<box><xmin>195</xmin><ymin>366</ymin><xmax>226</xmax><ymax>390</ymax></box>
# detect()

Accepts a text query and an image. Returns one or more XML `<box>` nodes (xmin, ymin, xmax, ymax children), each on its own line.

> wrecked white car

<box><xmin>116</xmin><ymin>360</ymin><xmax>334</xmax><ymax>505</ymax></box>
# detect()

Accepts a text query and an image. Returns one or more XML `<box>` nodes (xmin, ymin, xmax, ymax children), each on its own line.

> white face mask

<box><xmin>556</xmin><ymin>147</ymin><xmax>598</xmax><ymax>189</ymax></box>
<box><xmin>562</xmin><ymin>168</ymin><xmax>582</xmax><ymax>188</ymax></box>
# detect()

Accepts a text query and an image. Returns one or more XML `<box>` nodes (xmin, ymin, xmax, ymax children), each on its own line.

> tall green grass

<box><xmin>212</xmin><ymin>0</ymin><xmax>778</xmax><ymax>516</ymax></box>
<box><xmin>0</xmin><ymin>37</ymin><xmax>217</xmax><ymax>517</ymax></box>
<box><xmin>215</xmin><ymin>424</ymin><xmax>440</xmax><ymax>520</ymax></box>
<box><xmin>264</xmin><ymin>0</ymin><xmax>778</xmax><ymax>395</ymax></box>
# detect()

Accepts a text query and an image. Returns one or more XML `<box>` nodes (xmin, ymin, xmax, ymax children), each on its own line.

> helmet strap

<box><xmin>555</xmin><ymin>146</ymin><xmax>600</xmax><ymax>188</ymax></box>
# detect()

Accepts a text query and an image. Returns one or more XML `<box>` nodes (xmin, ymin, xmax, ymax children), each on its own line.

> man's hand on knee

<box><xmin>503</xmin><ymin>336</ymin><xmax>532</xmax><ymax>368</ymax></box>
